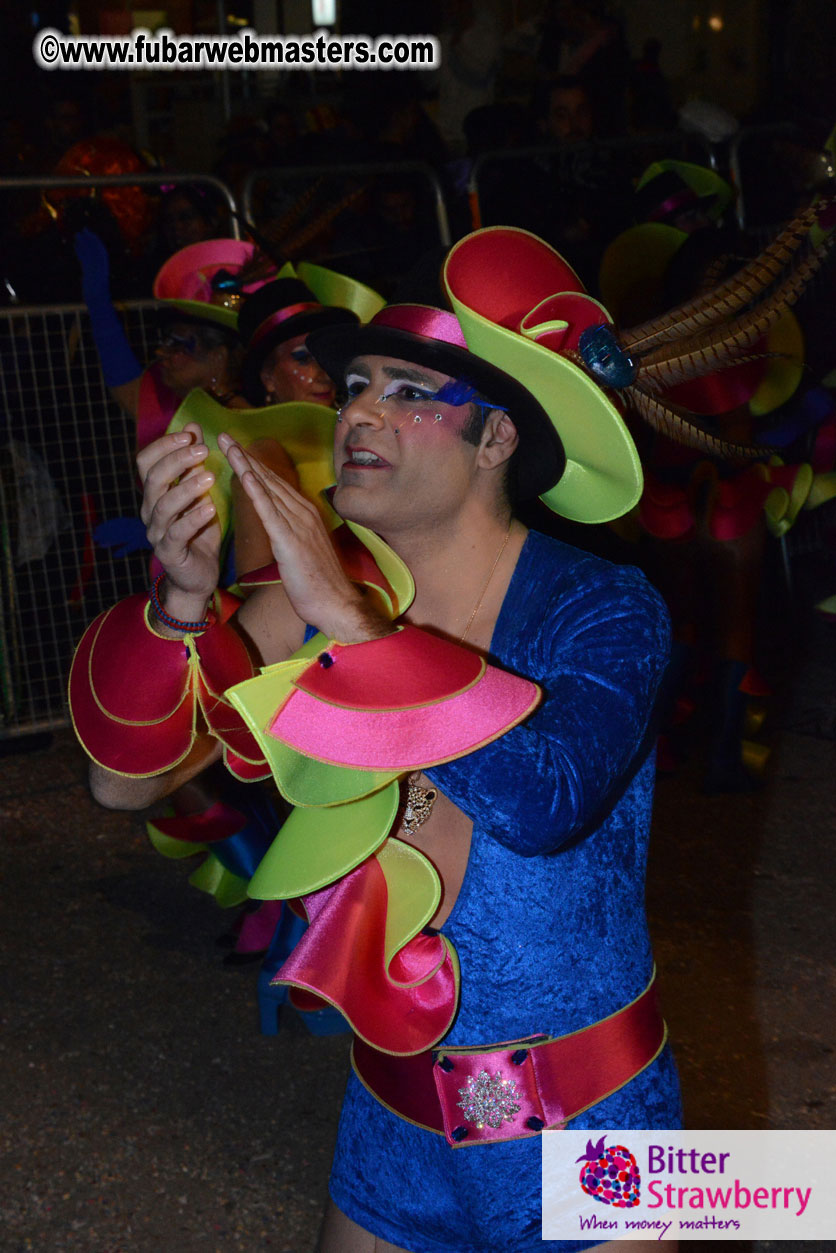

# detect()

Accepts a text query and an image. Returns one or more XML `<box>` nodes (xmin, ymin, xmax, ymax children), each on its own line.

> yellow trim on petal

<box><xmin>344</xmin><ymin>519</ymin><xmax>415</xmax><ymax>617</ymax></box>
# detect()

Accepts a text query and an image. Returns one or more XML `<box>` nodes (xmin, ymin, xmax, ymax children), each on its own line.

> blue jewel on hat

<box><xmin>578</xmin><ymin>324</ymin><xmax>637</xmax><ymax>389</ymax></box>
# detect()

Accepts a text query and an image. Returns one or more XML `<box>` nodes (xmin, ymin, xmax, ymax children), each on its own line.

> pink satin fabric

<box><xmin>248</xmin><ymin>302</ymin><xmax>321</xmax><ymax>351</ymax></box>
<box><xmin>69</xmin><ymin>590</ymin><xmax>263</xmax><ymax>776</ymax></box>
<box><xmin>272</xmin><ymin>855</ymin><xmax>458</xmax><ymax>1054</ymax></box>
<box><xmin>137</xmin><ymin>364</ymin><xmax>180</xmax><ymax>451</ymax></box>
<box><xmin>153</xmin><ymin>239</ymin><xmax>259</xmax><ymax>302</ymax></box>
<box><xmin>294</xmin><ymin>626</ymin><xmax>484</xmax><ymax>710</ymax></box>
<box><xmin>352</xmin><ymin>977</ymin><xmax>665</xmax><ymax>1146</ymax></box>
<box><xmin>269</xmin><ymin>663</ymin><xmax>540</xmax><ymax>772</ymax></box>
<box><xmin>69</xmin><ymin>601</ymin><xmax>195</xmax><ymax>773</ymax></box>
<box><xmin>373</xmin><ymin>305</ymin><xmax>468</xmax><ymax>347</ymax></box>
<box><xmin>151</xmin><ymin>801</ymin><xmax>247</xmax><ymax>845</ymax></box>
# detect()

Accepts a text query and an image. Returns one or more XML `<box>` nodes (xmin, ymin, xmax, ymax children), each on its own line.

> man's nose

<box><xmin>341</xmin><ymin>389</ymin><xmax>386</xmax><ymax>427</ymax></box>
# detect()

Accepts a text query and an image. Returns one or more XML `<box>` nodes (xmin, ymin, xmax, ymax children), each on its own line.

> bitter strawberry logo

<box><xmin>577</xmin><ymin>1136</ymin><xmax>641</xmax><ymax>1207</ymax></box>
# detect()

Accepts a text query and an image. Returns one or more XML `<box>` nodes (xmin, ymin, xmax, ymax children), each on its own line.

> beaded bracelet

<box><xmin>149</xmin><ymin>572</ymin><xmax>211</xmax><ymax>633</ymax></box>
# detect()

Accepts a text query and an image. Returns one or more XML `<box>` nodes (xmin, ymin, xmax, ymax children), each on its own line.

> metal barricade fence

<box><xmin>0</xmin><ymin>171</ymin><xmax>241</xmax><ymax>738</ymax></box>
<box><xmin>240</xmin><ymin>161</ymin><xmax>452</xmax><ymax>294</ymax></box>
<box><xmin>0</xmin><ymin>300</ymin><xmax>159</xmax><ymax>738</ymax></box>
<box><xmin>0</xmin><ymin>171</ymin><xmax>240</xmax><ymax>240</ymax></box>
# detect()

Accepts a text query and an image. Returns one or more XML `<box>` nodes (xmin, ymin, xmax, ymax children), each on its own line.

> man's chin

<box><xmin>331</xmin><ymin>482</ymin><xmax>383</xmax><ymax>527</ymax></box>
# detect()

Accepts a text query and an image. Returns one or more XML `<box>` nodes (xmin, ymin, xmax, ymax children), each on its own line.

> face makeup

<box><xmin>261</xmin><ymin>333</ymin><xmax>336</xmax><ymax>406</ymax></box>
<box><xmin>341</xmin><ymin>365</ymin><xmax>476</xmax><ymax>446</ymax></box>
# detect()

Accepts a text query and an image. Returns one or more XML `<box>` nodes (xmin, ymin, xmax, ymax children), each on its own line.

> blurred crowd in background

<box><xmin>3</xmin><ymin>0</ymin><xmax>836</xmax><ymax>307</ymax></box>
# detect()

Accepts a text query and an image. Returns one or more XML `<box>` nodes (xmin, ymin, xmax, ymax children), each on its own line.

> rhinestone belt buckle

<box><xmin>432</xmin><ymin>1045</ymin><xmax>549</xmax><ymax>1147</ymax></box>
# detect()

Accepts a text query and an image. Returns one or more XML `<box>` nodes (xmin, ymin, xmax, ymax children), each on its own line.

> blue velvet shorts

<box><xmin>329</xmin><ymin>1045</ymin><xmax>682</xmax><ymax>1253</ymax></box>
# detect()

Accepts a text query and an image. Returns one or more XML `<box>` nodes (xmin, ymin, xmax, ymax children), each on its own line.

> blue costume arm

<box><xmin>426</xmin><ymin>564</ymin><xmax>670</xmax><ymax>857</ymax></box>
<box><xmin>74</xmin><ymin>228</ymin><xmax>142</xmax><ymax>388</ymax></box>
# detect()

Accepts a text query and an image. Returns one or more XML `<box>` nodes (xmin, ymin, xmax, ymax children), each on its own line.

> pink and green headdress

<box><xmin>153</xmin><ymin>238</ymin><xmax>277</xmax><ymax>330</ymax></box>
<box><xmin>453</xmin><ymin>207</ymin><xmax>834</xmax><ymax>474</ymax></box>
<box><xmin>239</xmin><ymin>259</ymin><xmax>385</xmax><ymax>404</ymax></box>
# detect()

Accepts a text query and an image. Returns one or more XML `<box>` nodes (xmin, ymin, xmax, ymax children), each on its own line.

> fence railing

<box><xmin>0</xmin><ymin>172</ymin><xmax>240</xmax><ymax>239</ymax></box>
<box><xmin>0</xmin><ymin>300</ymin><xmax>159</xmax><ymax>737</ymax></box>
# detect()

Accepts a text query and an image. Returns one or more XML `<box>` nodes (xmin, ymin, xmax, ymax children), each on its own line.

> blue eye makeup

<box><xmin>432</xmin><ymin>379</ymin><xmax>507</xmax><ymax>415</ymax></box>
<box><xmin>432</xmin><ymin>379</ymin><xmax>478</xmax><ymax>406</ymax></box>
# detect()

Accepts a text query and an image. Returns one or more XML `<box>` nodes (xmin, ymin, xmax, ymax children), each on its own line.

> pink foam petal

<box><xmin>270</xmin><ymin>665</ymin><xmax>539</xmax><ymax>771</ymax></box>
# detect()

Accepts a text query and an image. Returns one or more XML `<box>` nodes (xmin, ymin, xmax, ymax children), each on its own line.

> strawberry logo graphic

<box><xmin>576</xmin><ymin>1136</ymin><xmax>641</xmax><ymax>1207</ymax></box>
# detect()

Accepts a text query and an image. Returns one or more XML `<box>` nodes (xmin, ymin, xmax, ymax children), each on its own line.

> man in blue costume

<box><xmin>74</xmin><ymin>227</ymin><xmax>682</xmax><ymax>1253</ymax></box>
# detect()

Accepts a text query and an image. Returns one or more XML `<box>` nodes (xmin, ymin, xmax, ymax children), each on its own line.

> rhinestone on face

<box><xmin>457</xmin><ymin>1069</ymin><xmax>521</xmax><ymax>1130</ymax></box>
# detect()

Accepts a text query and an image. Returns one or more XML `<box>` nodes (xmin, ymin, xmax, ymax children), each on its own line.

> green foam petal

<box><xmin>187</xmin><ymin>853</ymin><xmax>249</xmax><ymax>907</ymax></box>
<box><xmin>376</xmin><ymin>838</ymin><xmax>442</xmax><ymax>975</ymax></box>
<box><xmin>226</xmin><ymin>635</ymin><xmax>398</xmax><ymax>806</ymax></box>
<box><xmin>263</xmin><ymin>743</ymin><xmax>397</xmax><ymax>808</ymax></box>
<box><xmin>806</xmin><ymin>470</ymin><xmax>836</xmax><ymax>511</ymax></box>
<box><xmin>160</xmin><ymin>298</ymin><xmax>238</xmax><ymax>330</ymax></box>
<box><xmin>248</xmin><ymin>780</ymin><xmax>400</xmax><ymax>900</ymax></box>
<box><xmin>146</xmin><ymin>823</ymin><xmax>207</xmax><ymax>861</ymax></box>
<box><xmin>637</xmin><ymin>159</ymin><xmax>733</xmax><ymax>217</ymax></box>
<box><xmin>345</xmin><ymin>520</ymin><xmax>415</xmax><ymax>617</ymax></box>
<box><xmin>167</xmin><ymin>391</ymin><xmax>338</xmax><ymax>539</ymax></box>
<box><xmin>296</xmin><ymin>260</ymin><xmax>385</xmax><ymax>323</ymax></box>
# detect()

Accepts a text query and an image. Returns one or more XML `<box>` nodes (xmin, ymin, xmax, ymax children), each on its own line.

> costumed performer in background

<box><xmin>599</xmin><ymin>162</ymin><xmax>833</xmax><ymax>791</ymax></box>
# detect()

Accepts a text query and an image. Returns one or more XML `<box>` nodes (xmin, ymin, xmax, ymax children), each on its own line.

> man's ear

<box><xmin>476</xmin><ymin>410</ymin><xmax>519</xmax><ymax>471</ymax></box>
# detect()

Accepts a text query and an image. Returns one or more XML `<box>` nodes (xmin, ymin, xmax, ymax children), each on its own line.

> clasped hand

<box><xmin>138</xmin><ymin>424</ymin><xmax>383</xmax><ymax>642</ymax></box>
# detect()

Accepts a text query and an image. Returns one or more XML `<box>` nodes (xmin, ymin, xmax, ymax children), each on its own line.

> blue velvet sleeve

<box><xmin>426</xmin><ymin>560</ymin><xmax>670</xmax><ymax>857</ymax></box>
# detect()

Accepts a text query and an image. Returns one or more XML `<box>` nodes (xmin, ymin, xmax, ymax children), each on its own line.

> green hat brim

<box><xmin>159</xmin><ymin>297</ymin><xmax>240</xmax><ymax>331</ymax></box>
<box><xmin>443</xmin><ymin>227</ymin><xmax>642</xmax><ymax>524</ymax></box>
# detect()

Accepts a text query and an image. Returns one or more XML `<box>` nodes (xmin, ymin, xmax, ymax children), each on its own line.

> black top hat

<box><xmin>238</xmin><ymin>277</ymin><xmax>357</xmax><ymax>404</ymax></box>
<box><xmin>307</xmin><ymin>304</ymin><xmax>566</xmax><ymax>501</ymax></box>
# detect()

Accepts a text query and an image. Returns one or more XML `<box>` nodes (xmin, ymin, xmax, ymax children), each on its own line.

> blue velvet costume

<box><xmin>328</xmin><ymin>529</ymin><xmax>683</xmax><ymax>1252</ymax></box>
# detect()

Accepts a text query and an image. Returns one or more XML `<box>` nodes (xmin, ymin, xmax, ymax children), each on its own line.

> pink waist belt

<box><xmin>352</xmin><ymin>972</ymin><xmax>666</xmax><ymax>1148</ymax></box>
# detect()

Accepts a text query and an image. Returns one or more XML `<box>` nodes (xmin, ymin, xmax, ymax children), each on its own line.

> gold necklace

<box><xmin>458</xmin><ymin>523</ymin><xmax>512</xmax><ymax>645</ymax></box>
<box><xmin>402</xmin><ymin>523</ymin><xmax>512</xmax><ymax>838</ymax></box>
